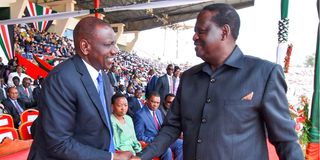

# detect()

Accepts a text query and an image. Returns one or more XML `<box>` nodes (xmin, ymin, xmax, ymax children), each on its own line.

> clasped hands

<box><xmin>113</xmin><ymin>151</ymin><xmax>141</xmax><ymax>160</ymax></box>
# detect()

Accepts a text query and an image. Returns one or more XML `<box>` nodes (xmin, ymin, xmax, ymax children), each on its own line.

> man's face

<box><xmin>193</xmin><ymin>11</ymin><xmax>223</xmax><ymax>62</ymax></box>
<box><xmin>147</xmin><ymin>95</ymin><xmax>160</xmax><ymax>111</ymax></box>
<box><xmin>112</xmin><ymin>97</ymin><xmax>128</xmax><ymax>117</ymax></box>
<box><xmin>86</xmin><ymin>25</ymin><xmax>118</xmax><ymax>71</ymax></box>
<box><xmin>134</xmin><ymin>90</ymin><xmax>143</xmax><ymax>99</ymax></box>
<box><xmin>166</xmin><ymin>65</ymin><xmax>174</xmax><ymax>76</ymax></box>
<box><xmin>164</xmin><ymin>96</ymin><xmax>175</xmax><ymax>109</ymax></box>
<box><xmin>174</xmin><ymin>69</ymin><xmax>181</xmax><ymax>78</ymax></box>
<box><xmin>22</xmin><ymin>79</ymin><xmax>31</xmax><ymax>88</ymax></box>
<box><xmin>8</xmin><ymin>88</ymin><xmax>18</xmax><ymax>100</ymax></box>
<box><xmin>13</xmin><ymin>79</ymin><xmax>20</xmax><ymax>86</ymax></box>
<box><xmin>16</xmin><ymin>66</ymin><xmax>22</xmax><ymax>74</ymax></box>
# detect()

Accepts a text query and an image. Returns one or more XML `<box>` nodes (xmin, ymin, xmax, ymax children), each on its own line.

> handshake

<box><xmin>114</xmin><ymin>151</ymin><xmax>142</xmax><ymax>160</ymax></box>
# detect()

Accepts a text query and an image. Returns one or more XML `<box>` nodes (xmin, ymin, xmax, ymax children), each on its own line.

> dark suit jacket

<box><xmin>28</xmin><ymin>55</ymin><xmax>114</xmax><ymax>160</ymax></box>
<box><xmin>2</xmin><ymin>98</ymin><xmax>25</xmax><ymax>128</ymax></box>
<box><xmin>140</xmin><ymin>46</ymin><xmax>303</xmax><ymax>160</ymax></box>
<box><xmin>32</xmin><ymin>86</ymin><xmax>41</xmax><ymax>109</ymax></box>
<box><xmin>133</xmin><ymin>105</ymin><xmax>163</xmax><ymax>143</ymax></box>
<box><xmin>155</xmin><ymin>74</ymin><xmax>170</xmax><ymax>103</ymax></box>
<box><xmin>127</xmin><ymin>97</ymin><xmax>143</xmax><ymax>117</ymax></box>
<box><xmin>145</xmin><ymin>75</ymin><xmax>158</xmax><ymax>98</ymax></box>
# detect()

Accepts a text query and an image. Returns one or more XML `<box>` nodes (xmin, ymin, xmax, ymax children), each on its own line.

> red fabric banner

<box><xmin>16</xmin><ymin>53</ymin><xmax>48</xmax><ymax>79</ymax></box>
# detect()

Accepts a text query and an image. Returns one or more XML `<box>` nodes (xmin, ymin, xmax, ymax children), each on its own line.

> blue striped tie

<box><xmin>97</xmin><ymin>73</ymin><xmax>115</xmax><ymax>153</ymax></box>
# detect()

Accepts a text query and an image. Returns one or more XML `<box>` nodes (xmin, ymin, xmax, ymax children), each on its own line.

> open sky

<box><xmin>134</xmin><ymin>0</ymin><xmax>318</xmax><ymax>66</ymax></box>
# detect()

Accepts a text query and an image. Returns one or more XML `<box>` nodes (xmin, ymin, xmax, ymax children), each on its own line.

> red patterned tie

<box><xmin>153</xmin><ymin>111</ymin><xmax>160</xmax><ymax>130</ymax></box>
<box><xmin>24</xmin><ymin>88</ymin><xmax>29</xmax><ymax>97</ymax></box>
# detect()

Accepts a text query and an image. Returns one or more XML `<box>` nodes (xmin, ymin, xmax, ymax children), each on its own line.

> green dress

<box><xmin>111</xmin><ymin>114</ymin><xmax>142</xmax><ymax>155</ymax></box>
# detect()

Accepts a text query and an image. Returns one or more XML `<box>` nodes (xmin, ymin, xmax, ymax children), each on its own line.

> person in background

<box><xmin>145</xmin><ymin>68</ymin><xmax>158</xmax><ymax>99</ymax></box>
<box><xmin>133</xmin><ymin>92</ymin><xmax>183</xmax><ymax>160</ymax></box>
<box><xmin>17</xmin><ymin>77</ymin><xmax>34</xmax><ymax>108</ymax></box>
<box><xmin>2</xmin><ymin>87</ymin><xmax>25</xmax><ymax>128</ymax></box>
<box><xmin>12</xmin><ymin>76</ymin><xmax>20</xmax><ymax>87</ymax></box>
<box><xmin>28</xmin><ymin>17</ymin><xmax>132</xmax><ymax>160</ymax></box>
<box><xmin>111</xmin><ymin>93</ymin><xmax>142</xmax><ymax>155</ymax></box>
<box><xmin>127</xmin><ymin>87</ymin><xmax>144</xmax><ymax>117</ymax></box>
<box><xmin>132</xmin><ymin>3</ymin><xmax>303</xmax><ymax>160</ymax></box>
<box><xmin>7</xmin><ymin>65</ymin><xmax>32</xmax><ymax>87</ymax></box>
<box><xmin>159</xmin><ymin>93</ymin><xmax>175</xmax><ymax>120</ymax></box>
<box><xmin>155</xmin><ymin>64</ymin><xmax>174</xmax><ymax>104</ymax></box>
<box><xmin>172</xmin><ymin>66</ymin><xmax>181</xmax><ymax>95</ymax></box>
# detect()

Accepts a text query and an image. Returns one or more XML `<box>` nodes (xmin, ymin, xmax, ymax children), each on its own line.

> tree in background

<box><xmin>304</xmin><ymin>54</ymin><xmax>315</xmax><ymax>67</ymax></box>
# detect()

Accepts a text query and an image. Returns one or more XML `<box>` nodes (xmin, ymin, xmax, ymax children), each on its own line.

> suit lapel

<box><xmin>143</xmin><ymin>106</ymin><xmax>159</xmax><ymax>131</ymax></box>
<box><xmin>102</xmin><ymin>72</ymin><xmax>113</xmax><ymax>117</ymax></box>
<box><xmin>156</xmin><ymin>109</ymin><xmax>163</xmax><ymax>125</ymax></box>
<box><xmin>72</xmin><ymin>55</ymin><xmax>109</xmax><ymax>128</ymax></box>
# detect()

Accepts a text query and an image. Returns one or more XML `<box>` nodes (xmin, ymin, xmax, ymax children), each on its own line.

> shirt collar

<box><xmin>82</xmin><ymin>59</ymin><xmax>100</xmax><ymax>83</ymax></box>
<box><xmin>201</xmin><ymin>45</ymin><xmax>244</xmax><ymax>75</ymax></box>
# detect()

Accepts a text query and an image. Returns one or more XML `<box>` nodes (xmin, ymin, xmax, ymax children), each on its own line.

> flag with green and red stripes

<box><xmin>24</xmin><ymin>1</ymin><xmax>57</xmax><ymax>32</ymax></box>
<box><xmin>33</xmin><ymin>54</ymin><xmax>53</xmax><ymax>72</ymax></box>
<box><xmin>0</xmin><ymin>24</ymin><xmax>14</xmax><ymax>64</ymax></box>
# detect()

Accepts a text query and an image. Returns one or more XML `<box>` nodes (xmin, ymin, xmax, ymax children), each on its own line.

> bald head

<box><xmin>73</xmin><ymin>17</ymin><xmax>111</xmax><ymax>53</ymax></box>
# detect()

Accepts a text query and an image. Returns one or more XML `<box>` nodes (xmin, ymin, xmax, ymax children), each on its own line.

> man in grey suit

<box><xmin>28</xmin><ymin>17</ymin><xmax>132</xmax><ymax>160</ymax></box>
<box><xmin>132</xmin><ymin>3</ymin><xmax>303</xmax><ymax>160</ymax></box>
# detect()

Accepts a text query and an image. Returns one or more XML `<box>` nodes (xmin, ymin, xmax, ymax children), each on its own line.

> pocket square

<box><xmin>241</xmin><ymin>91</ymin><xmax>254</xmax><ymax>101</ymax></box>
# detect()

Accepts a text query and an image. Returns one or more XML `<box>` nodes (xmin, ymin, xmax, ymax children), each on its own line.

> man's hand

<box><xmin>114</xmin><ymin>151</ymin><xmax>133</xmax><ymax>160</ymax></box>
<box><xmin>130</xmin><ymin>156</ymin><xmax>141</xmax><ymax>160</ymax></box>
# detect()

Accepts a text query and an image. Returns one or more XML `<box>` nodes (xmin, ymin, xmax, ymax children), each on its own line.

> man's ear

<box><xmin>80</xmin><ymin>39</ymin><xmax>90</xmax><ymax>55</ymax></box>
<box><xmin>221</xmin><ymin>24</ymin><xmax>231</xmax><ymax>41</ymax></box>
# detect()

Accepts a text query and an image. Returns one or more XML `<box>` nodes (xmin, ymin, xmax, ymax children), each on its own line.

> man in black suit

<box><xmin>28</xmin><ymin>17</ymin><xmax>132</xmax><ymax>160</ymax></box>
<box><xmin>2</xmin><ymin>86</ymin><xmax>25</xmax><ymax>128</ymax></box>
<box><xmin>132</xmin><ymin>3</ymin><xmax>303</xmax><ymax>160</ymax></box>
<box><xmin>155</xmin><ymin>64</ymin><xmax>174</xmax><ymax>103</ymax></box>
<box><xmin>127</xmin><ymin>87</ymin><xmax>144</xmax><ymax>117</ymax></box>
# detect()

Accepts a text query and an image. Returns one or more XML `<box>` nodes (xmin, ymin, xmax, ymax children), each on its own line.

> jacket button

<box><xmin>210</xmin><ymin>78</ymin><xmax>216</xmax><ymax>83</ymax></box>
<box><xmin>201</xmin><ymin>118</ymin><xmax>206</xmax><ymax>123</ymax></box>
<box><xmin>206</xmin><ymin>98</ymin><xmax>211</xmax><ymax>103</ymax></box>
<box><xmin>197</xmin><ymin>139</ymin><xmax>202</xmax><ymax>143</ymax></box>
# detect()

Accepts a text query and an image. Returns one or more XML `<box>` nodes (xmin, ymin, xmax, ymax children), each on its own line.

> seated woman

<box><xmin>111</xmin><ymin>93</ymin><xmax>142</xmax><ymax>155</ymax></box>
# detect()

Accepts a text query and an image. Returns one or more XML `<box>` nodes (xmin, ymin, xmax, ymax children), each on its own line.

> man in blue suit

<box><xmin>28</xmin><ymin>17</ymin><xmax>132</xmax><ymax>160</ymax></box>
<box><xmin>132</xmin><ymin>3</ymin><xmax>303</xmax><ymax>160</ymax></box>
<box><xmin>134</xmin><ymin>92</ymin><xmax>183</xmax><ymax>160</ymax></box>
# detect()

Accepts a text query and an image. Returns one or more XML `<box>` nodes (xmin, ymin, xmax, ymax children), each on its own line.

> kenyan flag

<box><xmin>0</xmin><ymin>24</ymin><xmax>14</xmax><ymax>64</ymax></box>
<box><xmin>24</xmin><ymin>1</ymin><xmax>57</xmax><ymax>32</ymax></box>
<box><xmin>33</xmin><ymin>54</ymin><xmax>53</xmax><ymax>72</ymax></box>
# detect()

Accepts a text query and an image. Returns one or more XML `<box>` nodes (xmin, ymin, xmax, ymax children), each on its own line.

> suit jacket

<box><xmin>133</xmin><ymin>105</ymin><xmax>163</xmax><ymax>144</ymax></box>
<box><xmin>155</xmin><ymin>74</ymin><xmax>170</xmax><ymax>102</ymax></box>
<box><xmin>140</xmin><ymin>46</ymin><xmax>303</xmax><ymax>160</ymax></box>
<box><xmin>107</xmin><ymin>72</ymin><xmax>119</xmax><ymax>88</ymax></box>
<box><xmin>17</xmin><ymin>85</ymin><xmax>34</xmax><ymax>108</ymax></box>
<box><xmin>145</xmin><ymin>75</ymin><xmax>158</xmax><ymax>98</ymax></box>
<box><xmin>127</xmin><ymin>97</ymin><xmax>143</xmax><ymax>117</ymax></box>
<box><xmin>32</xmin><ymin>86</ymin><xmax>41</xmax><ymax>109</ymax></box>
<box><xmin>2</xmin><ymin>98</ymin><xmax>25</xmax><ymax>128</ymax></box>
<box><xmin>28</xmin><ymin>55</ymin><xmax>114</xmax><ymax>160</ymax></box>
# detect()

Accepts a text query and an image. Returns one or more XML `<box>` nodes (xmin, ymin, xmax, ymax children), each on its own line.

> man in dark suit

<box><xmin>155</xmin><ymin>64</ymin><xmax>174</xmax><ymax>103</ymax></box>
<box><xmin>28</xmin><ymin>17</ymin><xmax>132</xmax><ymax>160</ymax></box>
<box><xmin>127</xmin><ymin>87</ymin><xmax>144</xmax><ymax>117</ymax></box>
<box><xmin>107</xmin><ymin>65</ymin><xmax>119</xmax><ymax>92</ymax></box>
<box><xmin>159</xmin><ymin>93</ymin><xmax>175</xmax><ymax>120</ymax></box>
<box><xmin>145</xmin><ymin>68</ymin><xmax>158</xmax><ymax>99</ymax></box>
<box><xmin>2</xmin><ymin>86</ymin><xmax>25</xmax><ymax>128</ymax></box>
<box><xmin>133</xmin><ymin>92</ymin><xmax>183</xmax><ymax>160</ymax></box>
<box><xmin>132</xmin><ymin>3</ymin><xmax>303</xmax><ymax>160</ymax></box>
